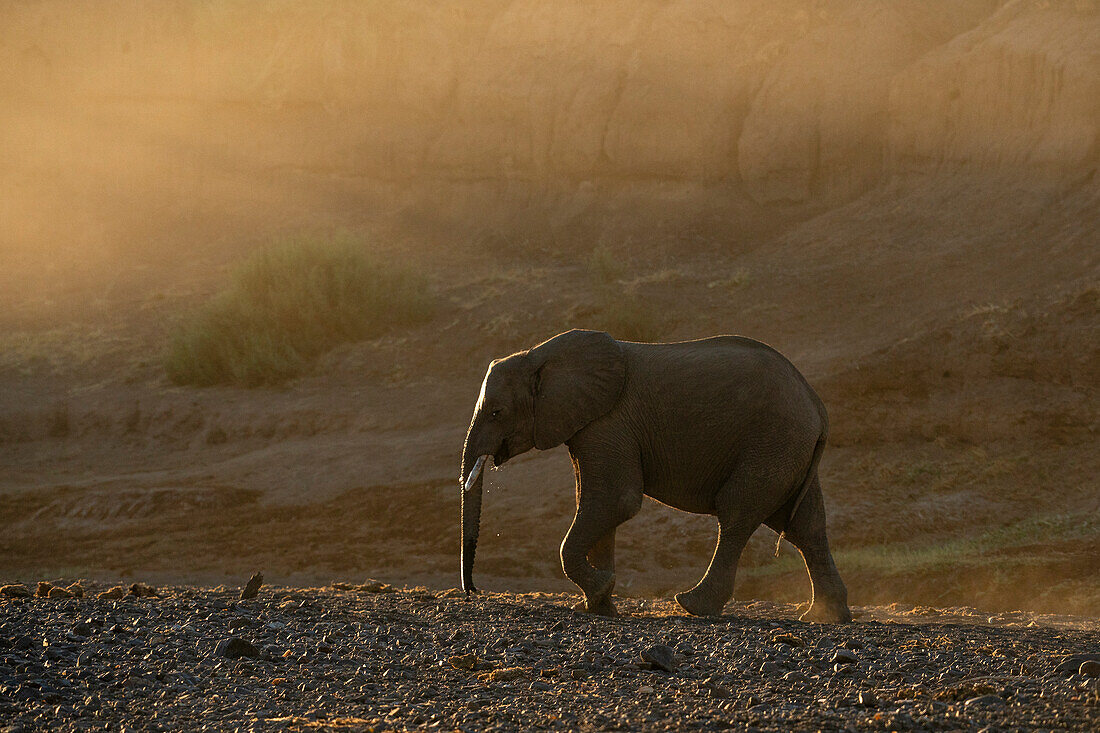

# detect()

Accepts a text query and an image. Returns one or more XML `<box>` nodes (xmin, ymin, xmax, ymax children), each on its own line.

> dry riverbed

<box><xmin>0</xmin><ymin>583</ymin><xmax>1097</xmax><ymax>732</ymax></box>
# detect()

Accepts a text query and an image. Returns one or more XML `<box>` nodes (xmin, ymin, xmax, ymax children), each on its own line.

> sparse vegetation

<box><xmin>592</xmin><ymin>289</ymin><xmax>668</xmax><ymax>343</ymax></box>
<box><xmin>165</xmin><ymin>235</ymin><xmax>434</xmax><ymax>386</ymax></box>
<box><xmin>586</xmin><ymin>244</ymin><xmax>624</xmax><ymax>285</ymax></box>
<box><xmin>706</xmin><ymin>267</ymin><xmax>750</xmax><ymax>291</ymax></box>
<box><xmin>744</xmin><ymin>512</ymin><xmax>1098</xmax><ymax>581</ymax></box>
<box><xmin>581</xmin><ymin>243</ymin><xmax>669</xmax><ymax>342</ymax></box>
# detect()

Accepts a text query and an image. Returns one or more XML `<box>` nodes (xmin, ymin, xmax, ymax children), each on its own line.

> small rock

<box><xmin>773</xmin><ymin>634</ymin><xmax>804</xmax><ymax>647</ymax></box>
<box><xmin>641</xmin><ymin>644</ymin><xmax>677</xmax><ymax>673</ymax></box>
<box><xmin>128</xmin><ymin>583</ymin><xmax>157</xmax><ymax>597</ymax></box>
<box><xmin>48</xmin><ymin>586</ymin><xmax>73</xmax><ymax>599</ymax></box>
<box><xmin>782</xmin><ymin>671</ymin><xmax>807</xmax><ymax>683</ymax></box>
<box><xmin>531</xmin><ymin>680</ymin><xmax>552</xmax><ymax>692</ymax></box>
<box><xmin>97</xmin><ymin>587</ymin><xmax>126</xmax><ymax>600</ymax></box>
<box><xmin>71</xmin><ymin>622</ymin><xmax>94</xmax><ymax>638</ymax></box>
<box><xmin>1080</xmin><ymin>660</ymin><xmax>1100</xmax><ymax>678</ymax></box>
<box><xmin>480</xmin><ymin>667</ymin><xmax>529</xmax><ymax>682</ymax></box>
<box><xmin>36</xmin><ymin>582</ymin><xmax>53</xmax><ymax>597</ymax></box>
<box><xmin>216</xmin><ymin>637</ymin><xmax>261</xmax><ymax>659</ymax></box>
<box><xmin>449</xmin><ymin>654</ymin><xmax>478</xmax><ymax>671</ymax></box>
<box><xmin>0</xmin><ymin>584</ymin><xmax>31</xmax><ymax>598</ymax></box>
<box><xmin>704</xmin><ymin>681</ymin><xmax>732</xmax><ymax>699</ymax></box>
<box><xmin>66</xmin><ymin>582</ymin><xmax>85</xmax><ymax>598</ymax></box>
<box><xmin>1053</xmin><ymin>653</ymin><xmax>1100</xmax><ymax>675</ymax></box>
<box><xmin>831</xmin><ymin>649</ymin><xmax>859</xmax><ymax>665</ymax></box>
<box><xmin>361</xmin><ymin>579</ymin><xmax>393</xmax><ymax>593</ymax></box>
<box><xmin>858</xmin><ymin>691</ymin><xmax>877</xmax><ymax>707</ymax></box>
<box><xmin>638</xmin><ymin>685</ymin><xmax>655</xmax><ymax>694</ymax></box>
<box><xmin>240</xmin><ymin>572</ymin><xmax>263</xmax><ymax>600</ymax></box>
<box><xmin>964</xmin><ymin>694</ymin><xmax>1005</xmax><ymax>708</ymax></box>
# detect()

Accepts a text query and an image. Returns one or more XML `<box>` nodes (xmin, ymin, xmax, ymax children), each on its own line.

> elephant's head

<box><xmin>459</xmin><ymin>329</ymin><xmax>626</xmax><ymax>592</ymax></box>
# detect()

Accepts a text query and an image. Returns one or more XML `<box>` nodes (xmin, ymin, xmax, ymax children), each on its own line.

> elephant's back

<box><xmin>619</xmin><ymin>336</ymin><xmax>819</xmax><ymax>403</ymax></box>
<box><xmin>615</xmin><ymin>337</ymin><xmax>825</xmax><ymax>511</ymax></box>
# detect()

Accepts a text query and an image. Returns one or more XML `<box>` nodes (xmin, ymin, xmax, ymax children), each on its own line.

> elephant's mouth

<box><xmin>494</xmin><ymin>439</ymin><xmax>512</xmax><ymax>467</ymax></box>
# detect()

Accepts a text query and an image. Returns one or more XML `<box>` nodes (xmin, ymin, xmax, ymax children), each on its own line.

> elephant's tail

<box><xmin>774</xmin><ymin>426</ymin><xmax>828</xmax><ymax>557</ymax></box>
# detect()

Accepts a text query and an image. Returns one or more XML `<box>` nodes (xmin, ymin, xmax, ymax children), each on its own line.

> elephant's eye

<box><xmin>490</xmin><ymin>409</ymin><xmax>502</xmax><ymax>419</ymax></box>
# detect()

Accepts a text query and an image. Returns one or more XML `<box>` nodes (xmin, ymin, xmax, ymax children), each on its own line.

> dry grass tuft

<box><xmin>165</xmin><ymin>235</ymin><xmax>435</xmax><ymax>386</ymax></box>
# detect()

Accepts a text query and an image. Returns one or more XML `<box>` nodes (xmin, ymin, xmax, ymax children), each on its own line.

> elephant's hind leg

<box><xmin>676</xmin><ymin>463</ymin><xmax>800</xmax><ymax>617</ymax></box>
<box><xmin>674</xmin><ymin>515</ymin><xmax>754</xmax><ymax>617</ymax></box>
<box><xmin>769</xmin><ymin>474</ymin><xmax>851</xmax><ymax>624</ymax></box>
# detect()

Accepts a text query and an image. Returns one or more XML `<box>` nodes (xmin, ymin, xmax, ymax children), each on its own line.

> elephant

<box><xmin>460</xmin><ymin>329</ymin><xmax>851</xmax><ymax>623</ymax></box>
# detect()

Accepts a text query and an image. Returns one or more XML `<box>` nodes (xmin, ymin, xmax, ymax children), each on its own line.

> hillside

<box><xmin>0</xmin><ymin>1</ymin><xmax>1097</xmax><ymax>616</ymax></box>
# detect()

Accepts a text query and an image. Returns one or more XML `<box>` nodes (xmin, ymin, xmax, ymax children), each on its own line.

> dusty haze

<box><xmin>0</xmin><ymin>1</ymin><xmax>1097</xmax><ymax>615</ymax></box>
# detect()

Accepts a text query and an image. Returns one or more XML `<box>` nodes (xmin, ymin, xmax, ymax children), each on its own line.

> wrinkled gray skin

<box><xmin>460</xmin><ymin>329</ymin><xmax>851</xmax><ymax>622</ymax></box>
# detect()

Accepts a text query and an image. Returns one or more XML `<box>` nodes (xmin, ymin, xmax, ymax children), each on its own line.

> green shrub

<box><xmin>165</xmin><ymin>235</ymin><xmax>434</xmax><ymax>386</ymax></box>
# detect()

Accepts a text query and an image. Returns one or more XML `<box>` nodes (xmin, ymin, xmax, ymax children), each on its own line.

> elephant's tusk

<box><xmin>463</xmin><ymin>455</ymin><xmax>489</xmax><ymax>492</ymax></box>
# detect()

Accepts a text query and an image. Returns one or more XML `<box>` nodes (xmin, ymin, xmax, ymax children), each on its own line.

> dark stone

<box><xmin>831</xmin><ymin>649</ymin><xmax>859</xmax><ymax>665</ymax></box>
<box><xmin>216</xmin><ymin>638</ymin><xmax>261</xmax><ymax>660</ymax></box>
<box><xmin>641</xmin><ymin>645</ymin><xmax>677</xmax><ymax>673</ymax></box>
<box><xmin>240</xmin><ymin>572</ymin><xmax>263</xmax><ymax>600</ymax></box>
<box><xmin>128</xmin><ymin>583</ymin><xmax>157</xmax><ymax>598</ymax></box>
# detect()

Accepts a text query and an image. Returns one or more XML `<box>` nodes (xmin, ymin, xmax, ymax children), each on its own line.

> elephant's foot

<box><xmin>799</xmin><ymin>599</ymin><xmax>852</xmax><ymax>624</ymax></box>
<box><xmin>572</xmin><ymin>596</ymin><xmax>618</xmax><ymax>616</ymax></box>
<box><xmin>675</xmin><ymin>587</ymin><xmax>727</xmax><ymax>617</ymax></box>
<box><xmin>571</xmin><ymin>570</ymin><xmax>616</xmax><ymax>616</ymax></box>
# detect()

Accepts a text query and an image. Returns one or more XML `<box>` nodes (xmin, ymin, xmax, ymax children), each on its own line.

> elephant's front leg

<box><xmin>562</xmin><ymin>517</ymin><xmax>618</xmax><ymax>615</ymax></box>
<box><xmin>560</xmin><ymin>452</ymin><xmax>642</xmax><ymax>616</ymax></box>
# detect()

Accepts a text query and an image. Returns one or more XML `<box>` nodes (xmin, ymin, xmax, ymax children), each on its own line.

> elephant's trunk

<box><xmin>460</xmin><ymin>453</ymin><xmax>489</xmax><ymax>593</ymax></box>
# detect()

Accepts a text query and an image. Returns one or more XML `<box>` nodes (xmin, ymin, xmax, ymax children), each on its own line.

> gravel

<box><xmin>0</xmin><ymin>583</ymin><xmax>1097</xmax><ymax>731</ymax></box>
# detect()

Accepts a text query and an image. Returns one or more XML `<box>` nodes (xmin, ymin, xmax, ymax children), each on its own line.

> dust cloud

<box><xmin>0</xmin><ymin>1</ymin><xmax>1097</xmax><ymax>615</ymax></box>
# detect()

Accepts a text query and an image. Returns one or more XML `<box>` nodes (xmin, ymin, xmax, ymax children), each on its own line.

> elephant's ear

<box><xmin>528</xmin><ymin>330</ymin><xmax>626</xmax><ymax>450</ymax></box>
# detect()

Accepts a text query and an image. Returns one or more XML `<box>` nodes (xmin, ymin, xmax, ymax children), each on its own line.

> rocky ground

<box><xmin>0</xmin><ymin>582</ymin><xmax>1097</xmax><ymax>732</ymax></box>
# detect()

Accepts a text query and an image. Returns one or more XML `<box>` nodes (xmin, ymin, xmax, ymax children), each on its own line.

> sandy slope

<box><xmin>0</xmin><ymin>1</ymin><xmax>1097</xmax><ymax>615</ymax></box>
